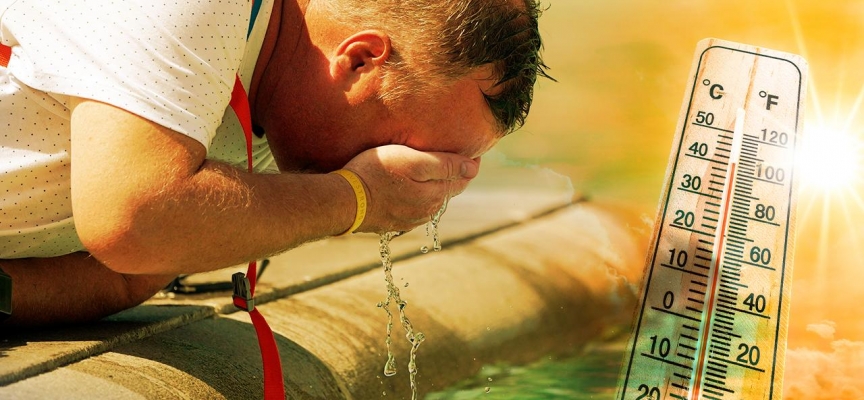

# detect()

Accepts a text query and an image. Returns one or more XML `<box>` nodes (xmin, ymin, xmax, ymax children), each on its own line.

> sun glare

<box><xmin>796</xmin><ymin>125</ymin><xmax>863</xmax><ymax>193</ymax></box>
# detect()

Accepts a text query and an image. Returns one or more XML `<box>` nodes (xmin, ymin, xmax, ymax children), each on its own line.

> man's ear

<box><xmin>331</xmin><ymin>30</ymin><xmax>391</xmax><ymax>96</ymax></box>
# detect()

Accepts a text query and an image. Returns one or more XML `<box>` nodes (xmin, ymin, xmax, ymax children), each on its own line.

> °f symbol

<box><xmin>760</xmin><ymin>91</ymin><xmax>779</xmax><ymax>110</ymax></box>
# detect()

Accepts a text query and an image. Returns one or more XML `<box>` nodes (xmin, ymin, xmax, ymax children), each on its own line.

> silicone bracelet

<box><xmin>330</xmin><ymin>169</ymin><xmax>367</xmax><ymax>236</ymax></box>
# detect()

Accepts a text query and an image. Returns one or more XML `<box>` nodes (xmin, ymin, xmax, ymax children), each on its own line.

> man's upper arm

<box><xmin>69</xmin><ymin>97</ymin><xmax>208</xmax><ymax>255</ymax></box>
<box><xmin>2</xmin><ymin>0</ymin><xmax>246</xmax><ymax>147</ymax></box>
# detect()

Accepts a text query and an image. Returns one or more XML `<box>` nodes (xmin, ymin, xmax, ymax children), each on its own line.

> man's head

<box><xmin>322</xmin><ymin>0</ymin><xmax>551</xmax><ymax>133</ymax></box>
<box><xmin>253</xmin><ymin>0</ymin><xmax>551</xmax><ymax>172</ymax></box>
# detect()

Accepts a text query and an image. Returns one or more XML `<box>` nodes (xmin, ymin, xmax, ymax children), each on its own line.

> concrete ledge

<box><xmin>0</xmin><ymin>305</ymin><xmax>216</xmax><ymax>386</ymax></box>
<box><xmin>261</xmin><ymin>203</ymin><xmax>643</xmax><ymax>399</ymax></box>
<box><xmin>0</xmin><ymin>202</ymin><xmax>644</xmax><ymax>399</ymax></box>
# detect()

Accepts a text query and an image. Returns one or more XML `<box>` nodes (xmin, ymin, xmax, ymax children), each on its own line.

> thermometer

<box><xmin>617</xmin><ymin>38</ymin><xmax>808</xmax><ymax>399</ymax></box>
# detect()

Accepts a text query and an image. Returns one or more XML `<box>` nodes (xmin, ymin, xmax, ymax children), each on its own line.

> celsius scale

<box><xmin>617</xmin><ymin>38</ymin><xmax>808</xmax><ymax>399</ymax></box>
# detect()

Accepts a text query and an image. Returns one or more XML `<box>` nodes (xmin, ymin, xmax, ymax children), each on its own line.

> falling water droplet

<box><xmin>420</xmin><ymin>246</ymin><xmax>429</xmax><ymax>254</ymax></box>
<box><xmin>484</xmin><ymin>387</ymin><xmax>491</xmax><ymax>393</ymax></box>
<box><xmin>384</xmin><ymin>355</ymin><xmax>397</xmax><ymax>377</ymax></box>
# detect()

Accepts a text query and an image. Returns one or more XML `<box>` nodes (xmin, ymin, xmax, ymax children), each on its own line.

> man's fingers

<box><xmin>410</xmin><ymin>151</ymin><xmax>479</xmax><ymax>182</ymax></box>
<box><xmin>460</xmin><ymin>160</ymin><xmax>479</xmax><ymax>179</ymax></box>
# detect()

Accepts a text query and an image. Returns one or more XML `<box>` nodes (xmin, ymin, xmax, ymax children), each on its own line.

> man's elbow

<box><xmin>75</xmin><ymin>206</ymin><xmax>170</xmax><ymax>275</ymax></box>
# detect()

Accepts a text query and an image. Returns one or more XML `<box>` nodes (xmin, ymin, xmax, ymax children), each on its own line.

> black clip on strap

<box><xmin>232</xmin><ymin>272</ymin><xmax>255</xmax><ymax>312</ymax></box>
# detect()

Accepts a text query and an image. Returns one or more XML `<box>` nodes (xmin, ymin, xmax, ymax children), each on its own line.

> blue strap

<box><xmin>248</xmin><ymin>0</ymin><xmax>264</xmax><ymax>39</ymax></box>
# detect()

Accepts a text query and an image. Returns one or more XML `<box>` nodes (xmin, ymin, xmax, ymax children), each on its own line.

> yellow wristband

<box><xmin>330</xmin><ymin>169</ymin><xmax>367</xmax><ymax>236</ymax></box>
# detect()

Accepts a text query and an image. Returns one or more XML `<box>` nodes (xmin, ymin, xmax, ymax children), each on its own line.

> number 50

<box><xmin>695</xmin><ymin>111</ymin><xmax>715</xmax><ymax>125</ymax></box>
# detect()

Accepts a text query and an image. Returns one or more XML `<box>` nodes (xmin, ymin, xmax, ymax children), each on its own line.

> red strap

<box><xmin>229</xmin><ymin>74</ymin><xmax>255</xmax><ymax>173</ymax></box>
<box><xmin>250</xmin><ymin>308</ymin><xmax>284</xmax><ymax>399</ymax></box>
<box><xmin>0</xmin><ymin>44</ymin><xmax>11</xmax><ymax>68</ymax></box>
<box><xmin>229</xmin><ymin>76</ymin><xmax>286</xmax><ymax>399</ymax></box>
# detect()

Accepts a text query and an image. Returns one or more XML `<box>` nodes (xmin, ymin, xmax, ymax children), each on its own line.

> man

<box><xmin>0</xmin><ymin>0</ymin><xmax>549</xmax><ymax>326</ymax></box>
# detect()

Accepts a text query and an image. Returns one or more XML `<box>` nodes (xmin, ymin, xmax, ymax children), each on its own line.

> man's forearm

<box><xmin>0</xmin><ymin>253</ymin><xmax>175</xmax><ymax>327</ymax></box>
<box><xmin>70</xmin><ymin>98</ymin><xmax>357</xmax><ymax>276</ymax></box>
<box><xmin>70</xmin><ymin>99</ymin><xmax>473</xmax><ymax>277</ymax></box>
<box><xmin>76</xmin><ymin>159</ymin><xmax>356</xmax><ymax>276</ymax></box>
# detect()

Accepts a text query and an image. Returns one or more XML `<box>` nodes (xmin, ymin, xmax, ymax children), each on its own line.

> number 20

<box><xmin>636</xmin><ymin>384</ymin><xmax>661</xmax><ymax>400</ymax></box>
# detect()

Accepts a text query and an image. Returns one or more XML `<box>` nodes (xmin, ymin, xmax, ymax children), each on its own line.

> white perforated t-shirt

<box><xmin>0</xmin><ymin>0</ymin><xmax>275</xmax><ymax>258</ymax></box>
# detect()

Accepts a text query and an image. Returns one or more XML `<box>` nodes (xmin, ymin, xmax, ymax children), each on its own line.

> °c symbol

<box><xmin>702</xmin><ymin>79</ymin><xmax>724</xmax><ymax>99</ymax></box>
<box><xmin>710</xmin><ymin>84</ymin><xmax>724</xmax><ymax>100</ymax></box>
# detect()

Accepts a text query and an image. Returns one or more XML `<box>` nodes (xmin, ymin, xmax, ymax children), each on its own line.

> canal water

<box><xmin>425</xmin><ymin>341</ymin><xmax>625</xmax><ymax>400</ymax></box>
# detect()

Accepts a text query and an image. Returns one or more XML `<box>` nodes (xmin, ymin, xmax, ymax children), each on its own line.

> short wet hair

<box><xmin>323</xmin><ymin>0</ymin><xmax>553</xmax><ymax>134</ymax></box>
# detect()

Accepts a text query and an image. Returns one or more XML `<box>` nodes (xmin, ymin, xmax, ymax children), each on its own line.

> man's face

<box><xmin>390</xmin><ymin>75</ymin><xmax>503</xmax><ymax>162</ymax></box>
<box><xmin>267</xmin><ymin>72</ymin><xmax>502</xmax><ymax>173</ymax></box>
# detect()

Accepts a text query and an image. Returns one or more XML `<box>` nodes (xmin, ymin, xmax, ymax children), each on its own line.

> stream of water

<box><xmin>377</xmin><ymin>197</ymin><xmax>450</xmax><ymax>400</ymax></box>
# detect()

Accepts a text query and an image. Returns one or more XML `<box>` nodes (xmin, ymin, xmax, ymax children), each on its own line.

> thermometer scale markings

<box><xmin>617</xmin><ymin>39</ymin><xmax>807</xmax><ymax>400</ymax></box>
<box><xmin>692</xmin><ymin>108</ymin><xmax>745</xmax><ymax>397</ymax></box>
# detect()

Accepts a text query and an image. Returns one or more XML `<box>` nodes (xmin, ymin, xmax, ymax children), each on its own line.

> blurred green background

<box><xmin>496</xmin><ymin>0</ymin><xmax>864</xmax><ymax>353</ymax></box>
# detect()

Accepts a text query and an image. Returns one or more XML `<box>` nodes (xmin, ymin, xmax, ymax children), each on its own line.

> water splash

<box><xmin>431</xmin><ymin>195</ymin><xmax>449</xmax><ymax>252</ymax></box>
<box><xmin>379</xmin><ymin>231</ymin><xmax>425</xmax><ymax>400</ymax></box>
<box><xmin>420</xmin><ymin>195</ymin><xmax>449</xmax><ymax>253</ymax></box>
<box><xmin>378</xmin><ymin>199</ymin><xmax>450</xmax><ymax>399</ymax></box>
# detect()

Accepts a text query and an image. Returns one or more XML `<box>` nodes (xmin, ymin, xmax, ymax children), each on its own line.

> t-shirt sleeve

<box><xmin>0</xmin><ymin>0</ymin><xmax>250</xmax><ymax>149</ymax></box>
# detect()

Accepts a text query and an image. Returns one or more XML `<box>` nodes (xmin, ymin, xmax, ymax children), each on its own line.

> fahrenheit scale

<box><xmin>617</xmin><ymin>39</ymin><xmax>808</xmax><ymax>399</ymax></box>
